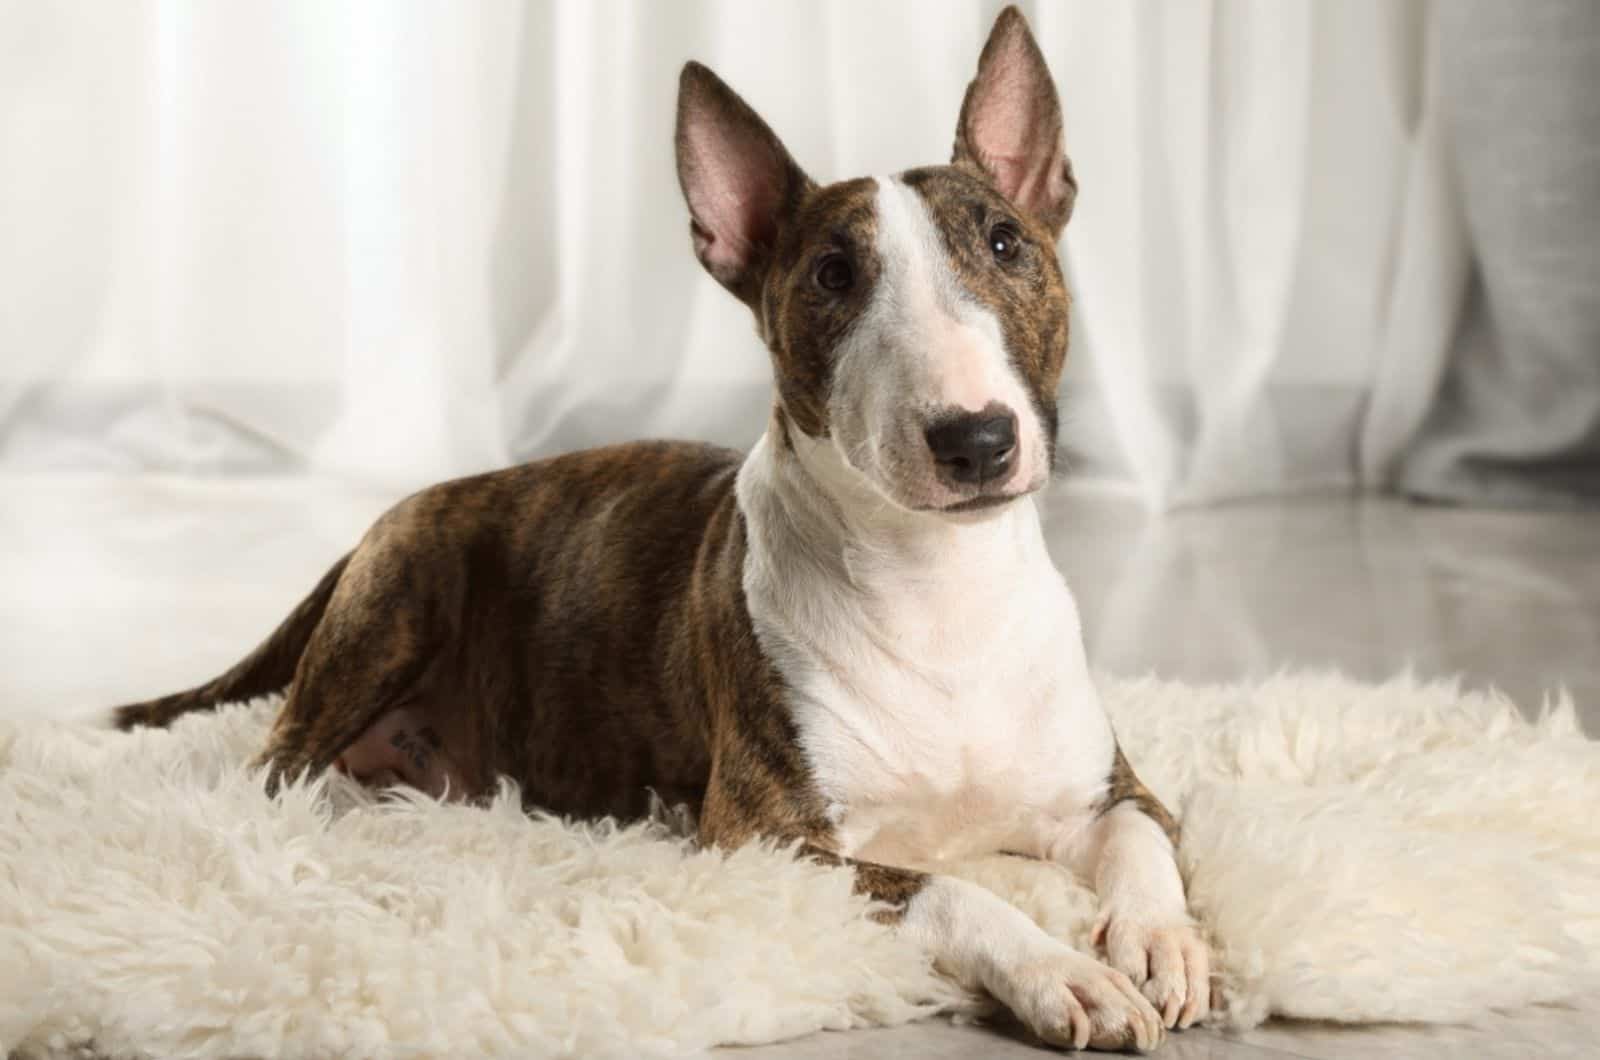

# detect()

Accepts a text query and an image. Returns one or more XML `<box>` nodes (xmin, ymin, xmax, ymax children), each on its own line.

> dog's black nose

<box><xmin>925</xmin><ymin>410</ymin><xmax>1018</xmax><ymax>485</ymax></box>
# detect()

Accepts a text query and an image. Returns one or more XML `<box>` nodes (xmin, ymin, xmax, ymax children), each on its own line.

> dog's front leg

<box><xmin>699</xmin><ymin>780</ymin><xmax>1164</xmax><ymax>1050</ymax></box>
<box><xmin>1061</xmin><ymin>754</ymin><xmax>1210</xmax><ymax>1029</ymax></box>
<box><xmin>894</xmin><ymin>871</ymin><xmax>1166</xmax><ymax>1051</ymax></box>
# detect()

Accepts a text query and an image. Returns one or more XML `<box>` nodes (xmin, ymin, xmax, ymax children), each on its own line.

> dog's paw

<box><xmin>1093</xmin><ymin>912</ymin><xmax>1210</xmax><ymax>1030</ymax></box>
<box><xmin>990</xmin><ymin>944</ymin><xmax>1165</xmax><ymax>1052</ymax></box>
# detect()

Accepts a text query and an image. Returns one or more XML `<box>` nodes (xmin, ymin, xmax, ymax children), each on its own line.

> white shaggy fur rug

<box><xmin>3</xmin><ymin>673</ymin><xmax>1597</xmax><ymax>1058</ymax></box>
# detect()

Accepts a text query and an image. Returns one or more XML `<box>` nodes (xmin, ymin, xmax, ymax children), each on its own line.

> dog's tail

<box><xmin>111</xmin><ymin>553</ymin><xmax>351</xmax><ymax>730</ymax></box>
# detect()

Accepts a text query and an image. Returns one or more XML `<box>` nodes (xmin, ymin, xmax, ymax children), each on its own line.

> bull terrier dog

<box><xmin>115</xmin><ymin>8</ymin><xmax>1209</xmax><ymax>1050</ymax></box>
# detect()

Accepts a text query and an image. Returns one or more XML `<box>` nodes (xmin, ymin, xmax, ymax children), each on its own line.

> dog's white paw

<box><xmin>1093</xmin><ymin>913</ymin><xmax>1210</xmax><ymax>1030</ymax></box>
<box><xmin>990</xmin><ymin>944</ymin><xmax>1166</xmax><ymax>1052</ymax></box>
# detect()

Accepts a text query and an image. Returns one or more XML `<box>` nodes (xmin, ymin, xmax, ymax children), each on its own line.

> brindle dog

<box><xmin>117</xmin><ymin>9</ymin><xmax>1209</xmax><ymax>1050</ymax></box>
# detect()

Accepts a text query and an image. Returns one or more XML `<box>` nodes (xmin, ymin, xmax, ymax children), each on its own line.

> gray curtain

<box><xmin>1400</xmin><ymin>0</ymin><xmax>1600</xmax><ymax>508</ymax></box>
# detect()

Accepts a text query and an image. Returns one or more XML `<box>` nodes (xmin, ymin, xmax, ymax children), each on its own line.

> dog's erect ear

<box><xmin>676</xmin><ymin>62</ymin><xmax>814</xmax><ymax>306</ymax></box>
<box><xmin>952</xmin><ymin>6</ymin><xmax>1076</xmax><ymax>235</ymax></box>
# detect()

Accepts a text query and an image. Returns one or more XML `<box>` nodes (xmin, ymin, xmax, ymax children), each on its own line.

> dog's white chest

<box><xmin>736</xmin><ymin>438</ymin><xmax>1120</xmax><ymax>867</ymax></box>
<box><xmin>742</xmin><ymin>530</ymin><xmax>1113</xmax><ymax>865</ymax></box>
<box><xmin>790</xmin><ymin>608</ymin><xmax>1116</xmax><ymax>866</ymax></box>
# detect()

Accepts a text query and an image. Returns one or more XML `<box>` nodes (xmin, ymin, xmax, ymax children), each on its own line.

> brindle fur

<box><xmin>1099</xmin><ymin>746</ymin><xmax>1181</xmax><ymax>847</ymax></box>
<box><xmin>755</xmin><ymin>178</ymin><xmax>881</xmax><ymax>438</ymax></box>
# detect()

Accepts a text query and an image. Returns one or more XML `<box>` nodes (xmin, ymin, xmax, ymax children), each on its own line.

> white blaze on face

<box><xmin>824</xmin><ymin>176</ymin><xmax>1045</xmax><ymax>511</ymax></box>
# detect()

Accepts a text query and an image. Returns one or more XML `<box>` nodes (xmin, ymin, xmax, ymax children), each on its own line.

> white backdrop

<box><xmin>4</xmin><ymin>0</ymin><xmax>1578</xmax><ymax>506</ymax></box>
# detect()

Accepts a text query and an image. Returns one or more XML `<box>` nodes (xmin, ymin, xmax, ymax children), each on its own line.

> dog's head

<box><xmin>676</xmin><ymin>6</ymin><xmax>1075</xmax><ymax>515</ymax></box>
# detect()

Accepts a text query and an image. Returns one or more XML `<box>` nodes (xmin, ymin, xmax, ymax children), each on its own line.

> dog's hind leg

<box><xmin>250</xmin><ymin>548</ymin><xmax>443</xmax><ymax>797</ymax></box>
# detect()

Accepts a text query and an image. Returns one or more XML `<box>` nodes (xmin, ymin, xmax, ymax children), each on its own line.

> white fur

<box><xmin>4</xmin><ymin>673</ymin><xmax>1598</xmax><ymax>1057</ymax></box>
<box><xmin>826</xmin><ymin>177</ymin><xmax>1048</xmax><ymax>512</ymax></box>
<box><xmin>737</xmin><ymin>431</ymin><xmax>1116</xmax><ymax>867</ymax></box>
<box><xmin>900</xmin><ymin>875</ymin><xmax>1165</xmax><ymax>1050</ymax></box>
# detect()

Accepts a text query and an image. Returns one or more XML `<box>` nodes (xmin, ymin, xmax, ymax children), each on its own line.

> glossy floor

<box><xmin>3</xmin><ymin>474</ymin><xmax>1596</xmax><ymax>1057</ymax></box>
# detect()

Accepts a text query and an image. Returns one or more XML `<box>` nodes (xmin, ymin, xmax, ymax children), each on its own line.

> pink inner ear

<box><xmin>967</xmin><ymin>32</ymin><xmax>1068</xmax><ymax>219</ymax></box>
<box><xmin>684</xmin><ymin>124</ymin><xmax>783</xmax><ymax>277</ymax></box>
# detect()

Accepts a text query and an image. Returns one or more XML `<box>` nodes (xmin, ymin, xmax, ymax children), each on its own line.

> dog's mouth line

<box><xmin>926</xmin><ymin>493</ymin><xmax>1022</xmax><ymax>514</ymax></box>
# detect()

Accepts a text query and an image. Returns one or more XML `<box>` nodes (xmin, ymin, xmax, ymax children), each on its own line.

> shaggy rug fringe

<box><xmin>2</xmin><ymin>672</ymin><xmax>1596</xmax><ymax>1058</ymax></box>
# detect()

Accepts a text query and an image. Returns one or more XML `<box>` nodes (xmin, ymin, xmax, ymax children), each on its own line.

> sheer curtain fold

<box><xmin>1046</xmin><ymin>0</ymin><xmax>1471</xmax><ymax>505</ymax></box>
<box><xmin>2</xmin><ymin>0</ymin><xmax>1584</xmax><ymax>505</ymax></box>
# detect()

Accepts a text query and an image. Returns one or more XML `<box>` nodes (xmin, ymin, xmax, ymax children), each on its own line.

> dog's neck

<box><xmin>737</xmin><ymin>409</ymin><xmax>1053</xmax><ymax>624</ymax></box>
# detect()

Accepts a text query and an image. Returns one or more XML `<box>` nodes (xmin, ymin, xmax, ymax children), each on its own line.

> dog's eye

<box><xmin>815</xmin><ymin>254</ymin><xmax>854</xmax><ymax>292</ymax></box>
<box><xmin>988</xmin><ymin>222</ymin><xmax>1022</xmax><ymax>263</ymax></box>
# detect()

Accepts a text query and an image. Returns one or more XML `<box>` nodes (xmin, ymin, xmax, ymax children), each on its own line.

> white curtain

<box><xmin>0</xmin><ymin>1</ymin><xmax>1495</xmax><ymax>504</ymax></box>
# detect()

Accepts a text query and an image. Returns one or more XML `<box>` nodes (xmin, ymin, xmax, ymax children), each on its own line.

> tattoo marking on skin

<box><xmin>389</xmin><ymin>727</ymin><xmax>434</xmax><ymax>775</ymax></box>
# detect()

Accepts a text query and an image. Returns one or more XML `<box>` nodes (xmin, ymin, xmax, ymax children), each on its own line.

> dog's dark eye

<box><xmin>988</xmin><ymin>222</ymin><xmax>1022</xmax><ymax>263</ymax></box>
<box><xmin>815</xmin><ymin>254</ymin><xmax>854</xmax><ymax>292</ymax></box>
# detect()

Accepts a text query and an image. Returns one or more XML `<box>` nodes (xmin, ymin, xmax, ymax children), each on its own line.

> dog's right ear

<box><xmin>676</xmin><ymin>62</ymin><xmax>813</xmax><ymax>306</ymax></box>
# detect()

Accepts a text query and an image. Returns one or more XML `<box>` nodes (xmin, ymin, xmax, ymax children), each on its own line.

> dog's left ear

<box><xmin>953</xmin><ymin>6</ymin><xmax>1076</xmax><ymax>236</ymax></box>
